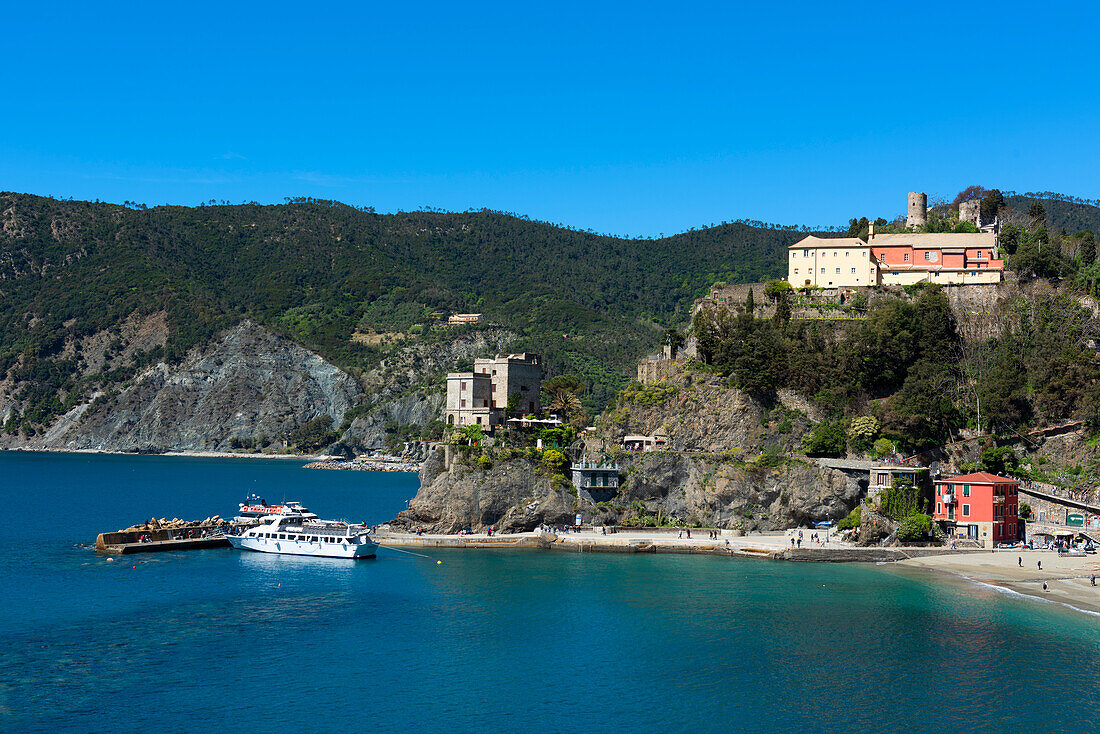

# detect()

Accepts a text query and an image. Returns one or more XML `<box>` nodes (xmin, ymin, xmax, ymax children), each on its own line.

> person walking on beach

<box><xmin>1042</xmin><ymin>582</ymin><xmax>1049</xmax><ymax>592</ymax></box>
<box><xmin>1038</xmin><ymin>560</ymin><xmax>1042</xmax><ymax>570</ymax></box>
<box><xmin>1091</xmin><ymin>574</ymin><xmax>1096</xmax><ymax>587</ymax></box>
<box><xmin>1018</xmin><ymin>557</ymin><xmax>1022</xmax><ymax>567</ymax></box>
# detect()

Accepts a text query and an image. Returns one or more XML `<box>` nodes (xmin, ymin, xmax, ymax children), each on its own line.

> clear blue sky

<box><xmin>3</xmin><ymin>1</ymin><xmax>1098</xmax><ymax>236</ymax></box>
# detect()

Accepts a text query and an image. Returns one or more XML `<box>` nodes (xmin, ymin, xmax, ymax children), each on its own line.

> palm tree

<box><xmin>550</xmin><ymin>389</ymin><xmax>581</xmax><ymax>417</ymax></box>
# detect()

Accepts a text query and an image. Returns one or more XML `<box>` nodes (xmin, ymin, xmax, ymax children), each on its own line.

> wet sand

<box><xmin>900</xmin><ymin>550</ymin><xmax>1100</xmax><ymax>615</ymax></box>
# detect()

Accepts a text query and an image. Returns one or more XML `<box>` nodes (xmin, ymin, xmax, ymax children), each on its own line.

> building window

<box><xmin>845</xmin><ymin>251</ymin><xmax>849</xmax><ymax>257</ymax></box>
<box><xmin>903</xmin><ymin>253</ymin><xmax>910</xmax><ymax>262</ymax></box>
<box><xmin>924</xmin><ymin>252</ymin><xmax>931</xmax><ymax>260</ymax></box>
<box><xmin>963</xmin><ymin>485</ymin><xmax>970</xmax><ymax>496</ymax></box>
<box><xmin>792</xmin><ymin>252</ymin><xmax>797</xmax><ymax>258</ymax></box>
<box><xmin>835</xmin><ymin>268</ymin><xmax>840</xmax><ymax>273</ymax></box>
<box><xmin>794</xmin><ymin>268</ymin><xmax>799</xmax><ymax>274</ymax></box>
<box><xmin>850</xmin><ymin>268</ymin><xmax>856</xmax><ymax>273</ymax></box>
<box><xmin>879</xmin><ymin>253</ymin><xmax>886</xmax><ymax>261</ymax></box>
<box><xmin>460</xmin><ymin>399</ymin><xmax>466</xmax><ymax>407</ymax></box>
<box><xmin>491</xmin><ymin>384</ymin><xmax>496</xmax><ymax>392</ymax></box>
<box><xmin>962</xmin><ymin>504</ymin><xmax>970</xmax><ymax>517</ymax></box>
<box><xmin>821</xmin><ymin>268</ymin><xmax>825</xmax><ymax>273</ymax></box>
<box><xmin>936</xmin><ymin>502</ymin><xmax>941</xmax><ymax>514</ymax></box>
<box><xmin>803</xmin><ymin>249</ymin><xmax>810</xmax><ymax>257</ymax></box>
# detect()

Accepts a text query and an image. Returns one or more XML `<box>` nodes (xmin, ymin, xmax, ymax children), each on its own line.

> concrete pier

<box><xmin>95</xmin><ymin>526</ymin><xmax>230</xmax><ymax>554</ymax></box>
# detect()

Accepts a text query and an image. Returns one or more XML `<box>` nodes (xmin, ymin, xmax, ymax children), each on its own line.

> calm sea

<box><xmin>2</xmin><ymin>451</ymin><xmax>1097</xmax><ymax>733</ymax></box>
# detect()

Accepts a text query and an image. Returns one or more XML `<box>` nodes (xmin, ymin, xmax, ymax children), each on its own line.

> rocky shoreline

<box><xmin>304</xmin><ymin>456</ymin><xmax>421</xmax><ymax>473</ymax></box>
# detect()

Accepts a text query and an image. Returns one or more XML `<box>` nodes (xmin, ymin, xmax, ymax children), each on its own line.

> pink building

<box><xmin>932</xmin><ymin>472</ymin><xmax>1020</xmax><ymax>548</ymax></box>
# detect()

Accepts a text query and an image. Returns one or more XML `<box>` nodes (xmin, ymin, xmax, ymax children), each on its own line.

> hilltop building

<box><xmin>445</xmin><ymin>372</ymin><xmax>497</xmax><ymax>429</ymax></box>
<box><xmin>932</xmin><ymin>472</ymin><xmax>1020</xmax><ymax>548</ymax></box>
<box><xmin>787</xmin><ymin>192</ymin><xmax>1005</xmax><ymax>288</ymax></box>
<box><xmin>445</xmin><ymin>353</ymin><xmax>544</xmax><ymax>429</ymax></box>
<box><xmin>445</xmin><ymin>313</ymin><xmax>485</xmax><ymax>326</ymax></box>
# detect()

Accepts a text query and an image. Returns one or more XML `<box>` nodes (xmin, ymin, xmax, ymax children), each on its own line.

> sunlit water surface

<box><xmin>2</xmin><ymin>451</ymin><xmax>1097</xmax><ymax>733</ymax></box>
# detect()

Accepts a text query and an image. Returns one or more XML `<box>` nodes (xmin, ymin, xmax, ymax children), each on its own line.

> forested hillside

<box><xmin>0</xmin><ymin>192</ymin><xmax>802</xmax><ymax>435</ymax></box>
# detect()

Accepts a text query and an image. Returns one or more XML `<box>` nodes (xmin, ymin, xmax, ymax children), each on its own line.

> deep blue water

<box><xmin>2</xmin><ymin>451</ymin><xmax>1098</xmax><ymax>733</ymax></box>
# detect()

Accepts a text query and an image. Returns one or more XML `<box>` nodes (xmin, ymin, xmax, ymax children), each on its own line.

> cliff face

<box><xmin>615</xmin><ymin>452</ymin><xmax>859</xmax><ymax>529</ymax></box>
<box><xmin>594</xmin><ymin>368</ymin><xmax>813</xmax><ymax>454</ymax></box>
<box><xmin>390</xmin><ymin>448</ymin><xmax>860</xmax><ymax>533</ymax></box>
<box><xmin>338</xmin><ymin>328</ymin><xmax>518</xmax><ymax>454</ymax></box>
<box><xmin>5</xmin><ymin>321</ymin><xmax>362</xmax><ymax>452</ymax></box>
<box><xmin>391</xmin><ymin>447</ymin><xmax>579</xmax><ymax>532</ymax></box>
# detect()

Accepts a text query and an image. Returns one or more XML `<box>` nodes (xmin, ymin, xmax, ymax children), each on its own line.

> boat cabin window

<box><xmin>278</xmin><ymin>534</ymin><xmax>286</xmax><ymax>539</ymax></box>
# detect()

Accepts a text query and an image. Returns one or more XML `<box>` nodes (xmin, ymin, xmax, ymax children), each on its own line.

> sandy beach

<box><xmin>900</xmin><ymin>550</ymin><xmax>1100</xmax><ymax>615</ymax></box>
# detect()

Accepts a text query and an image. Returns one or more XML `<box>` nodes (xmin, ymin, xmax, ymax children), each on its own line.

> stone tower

<box><xmin>958</xmin><ymin>199</ymin><xmax>980</xmax><ymax>227</ymax></box>
<box><xmin>906</xmin><ymin>192</ymin><xmax>927</xmax><ymax>230</ymax></box>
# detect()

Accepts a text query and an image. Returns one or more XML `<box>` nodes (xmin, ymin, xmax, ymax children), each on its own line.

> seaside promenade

<box><xmin>375</xmin><ymin>527</ymin><xmax>970</xmax><ymax>562</ymax></box>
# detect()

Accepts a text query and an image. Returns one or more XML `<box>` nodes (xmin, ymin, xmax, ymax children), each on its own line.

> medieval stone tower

<box><xmin>906</xmin><ymin>192</ymin><xmax>927</xmax><ymax>229</ymax></box>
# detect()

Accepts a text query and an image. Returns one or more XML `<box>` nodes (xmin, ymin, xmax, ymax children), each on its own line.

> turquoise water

<box><xmin>3</xmin><ymin>452</ymin><xmax>1098</xmax><ymax>733</ymax></box>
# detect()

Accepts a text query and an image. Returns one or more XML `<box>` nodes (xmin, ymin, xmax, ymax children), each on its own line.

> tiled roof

<box><xmin>789</xmin><ymin>235</ymin><xmax>868</xmax><ymax>249</ymax></box>
<box><xmin>943</xmin><ymin>472</ymin><xmax>1018</xmax><ymax>483</ymax></box>
<box><xmin>870</xmin><ymin>232</ymin><xmax>996</xmax><ymax>247</ymax></box>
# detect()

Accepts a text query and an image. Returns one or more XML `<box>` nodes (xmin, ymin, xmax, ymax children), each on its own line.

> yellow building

<box><xmin>787</xmin><ymin>236</ymin><xmax>880</xmax><ymax>288</ymax></box>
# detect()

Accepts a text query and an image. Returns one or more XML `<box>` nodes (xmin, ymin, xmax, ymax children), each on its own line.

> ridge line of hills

<box><xmin>4</xmin><ymin>189</ymin><xmax>1100</xmax><ymax>453</ymax></box>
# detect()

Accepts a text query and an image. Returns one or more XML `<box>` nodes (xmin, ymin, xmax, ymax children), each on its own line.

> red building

<box><xmin>932</xmin><ymin>472</ymin><xmax>1020</xmax><ymax>548</ymax></box>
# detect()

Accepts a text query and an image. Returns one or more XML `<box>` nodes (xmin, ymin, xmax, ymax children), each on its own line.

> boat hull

<box><xmin>227</xmin><ymin>534</ymin><xmax>377</xmax><ymax>559</ymax></box>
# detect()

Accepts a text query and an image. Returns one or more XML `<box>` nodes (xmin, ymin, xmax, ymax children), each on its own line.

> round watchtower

<box><xmin>906</xmin><ymin>192</ymin><xmax>927</xmax><ymax>230</ymax></box>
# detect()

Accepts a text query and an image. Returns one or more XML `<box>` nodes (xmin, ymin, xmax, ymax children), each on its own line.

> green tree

<box><xmin>980</xmin><ymin>445</ymin><xmax>1018</xmax><ymax>476</ymax></box>
<box><xmin>802</xmin><ymin>421</ymin><xmax>846</xmax><ymax>456</ymax></box>
<box><xmin>1078</xmin><ymin>230</ymin><xmax>1096</xmax><ymax>268</ymax></box>
<box><xmin>979</xmin><ymin>189</ymin><xmax>1004</xmax><ymax>222</ymax></box>
<box><xmin>541</xmin><ymin>448</ymin><xmax>566</xmax><ymax>472</ymax></box>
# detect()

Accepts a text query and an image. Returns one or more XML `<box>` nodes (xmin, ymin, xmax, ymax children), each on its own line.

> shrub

<box><xmin>288</xmin><ymin>415</ymin><xmax>339</xmax><ymax>452</ymax></box>
<box><xmin>873</xmin><ymin>438</ymin><xmax>895</xmax><ymax>458</ymax></box>
<box><xmin>802</xmin><ymin>421</ymin><xmax>846</xmax><ymax>456</ymax></box>
<box><xmin>847</xmin><ymin>416</ymin><xmax>879</xmax><ymax>450</ymax></box>
<box><xmin>897</xmin><ymin>512</ymin><xmax>932</xmax><ymax>542</ymax></box>
<box><xmin>837</xmin><ymin>506</ymin><xmax>861</xmax><ymax>530</ymax></box>
<box><xmin>542</xmin><ymin>449</ymin><xmax>566</xmax><ymax>472</ymax></box>
<box><xmin>476</xmin><ymin>454</ymin><xmax>492</xmax><ymax>470</ymax></box>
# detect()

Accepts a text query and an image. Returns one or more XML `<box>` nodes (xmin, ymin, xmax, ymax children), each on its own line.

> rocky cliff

<box><xmin>392</xmin><ymin>367</ymin><xmax>860</xmax><ymax>533</ymax></box>
<box><xmin>3</xmin><ymin>321</ymin><xmax>361</xmax><ymax>452</ymax></box>
<box><xmin>391</xmin><ymin>447</ymin><xmax>580</xmax><ymax>532</ymax></box>
<box><xmin>391</xmin><ymin>446</ymin><xmax>860</xmax><ymax>533</ymax></box>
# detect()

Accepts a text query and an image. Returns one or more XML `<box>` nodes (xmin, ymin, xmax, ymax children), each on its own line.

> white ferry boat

<box><xmin>234</xmin><ymin>494</ymin><xmax>318</xmax><ymax>523</ymax></box>
<box><xmin>226</xmin><ymin>513</ymin><xmax>378</xmax><ymax>559</ymax></box>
